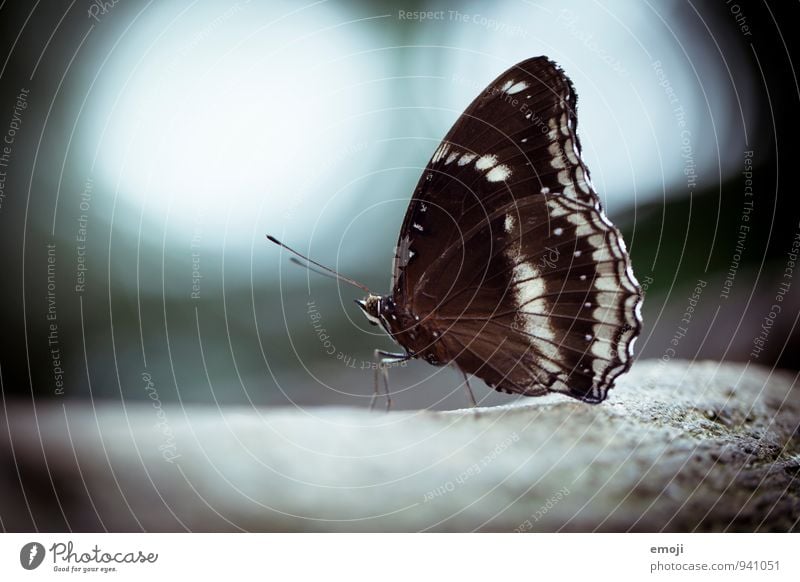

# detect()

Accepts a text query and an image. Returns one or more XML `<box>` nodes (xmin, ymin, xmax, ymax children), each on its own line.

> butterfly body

<box><xmin>356</xmin><ymin>295</ymin><xmax>446</xmax><ymax>366</ymax></box>
<box><xmin>357</xmin><ymin>56</ymin><xmax>642</xmax><ymax>404</ymax></box>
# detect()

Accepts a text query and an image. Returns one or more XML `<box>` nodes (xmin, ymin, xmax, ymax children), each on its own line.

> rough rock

<box><xmin>1</xmin><ymin>360</ymin><xmax>798</xmax><ymax>531</ymax></box>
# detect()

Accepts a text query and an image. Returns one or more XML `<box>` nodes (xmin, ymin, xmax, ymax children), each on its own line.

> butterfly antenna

<box><xmin>288</xmin><ymin>257</ymin><xmax>353</xmax><ymax>285</ymax></box>
<box><xmin>266</xmin><ymin>235</ymin><xmax>371</xmax><ymax>293</ymax></box>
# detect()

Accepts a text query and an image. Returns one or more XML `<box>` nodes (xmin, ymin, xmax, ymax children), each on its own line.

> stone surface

<box><xmin>1</xmin><ymin>360</ymin><xmax>798</xmax><ymax>531</ymax></box>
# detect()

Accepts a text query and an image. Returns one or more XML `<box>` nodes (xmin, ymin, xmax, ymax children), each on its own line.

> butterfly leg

<box><xmin>370</xmin><ymin>349</ymin><xmax>409</xmax><ymax>411</ymax></box>
<box><xmin>461</xmin><ymin>371</ymin><xmax>478</xmax><ymax>407</ymax></box>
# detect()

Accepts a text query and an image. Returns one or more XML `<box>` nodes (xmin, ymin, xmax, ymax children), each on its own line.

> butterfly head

<box><xmin>355</xmin><ymin>294</ymin><xmax>384</xmax><ymax>327</ymax></box>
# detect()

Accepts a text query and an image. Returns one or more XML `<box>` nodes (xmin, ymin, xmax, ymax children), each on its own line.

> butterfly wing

<box><xmin>389</xmin><ymin>56</ymin><xmax>642</xmax><ymax>403</ymax></box>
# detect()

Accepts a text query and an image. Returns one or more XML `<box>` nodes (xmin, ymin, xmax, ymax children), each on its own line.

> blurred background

<box><xmin>0</xmin><ymin>0</ymin><xmax>797</xmax><ymax>411</ymax></box>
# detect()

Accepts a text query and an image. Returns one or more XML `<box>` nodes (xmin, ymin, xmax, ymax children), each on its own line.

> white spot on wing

<box><xmin>564</xmin><ymin>138</ymin><xmax>579</xmax><ymax>165</ymax></box>
<box><xmin>594</xmin><ymin>276</ymin><xmax>618</xmax><ymax>291</ymax></box>
<box><xmin>412</xmin><ymin>222</ymin><xmax>423</xmax><ymax>232</ymax></box>
<box><xmin>475</xmin><ymin>154</ymin><xmax>498</xmax><ymax>170</ymax></box>
<box><xmin>512</xmin><ymin>263</ymin><xmax>550</xmax><ymax>320</ymax></box>
<box><xmin>527</xmin><ymin>298</ymin><xmax>548</xmax><ymax>314</ymax></box>
<box><xmin>445</xmin><ymin>151</ymin><xmax>459</xmax><ymax>165</ymax></box>
<box><xmin>628</xmin><ymin>336</ymin><xmax>638</xmax><ymax>357</ymax></box>
<box><xmin>510</xmin><ymin>259</ymin><xmax>560</xmax><ymax>366</ymax></box>
<box><xmin>458</xmin><ymin>153</ymin><xmax>477</xmax><ymax>166</ymax></box>
<box><xmin>591</xmin><ymin>340</ymin><xmax>607</xmax><ymax>357</ymax></box>
<box><xmin>548</xmin><ymin>143</ymin><xmax>566</xmax><ymax>169</ymax></box>
<box><xmin>506</xmin><ymin>80</ymin><xmax>529</xmax><ymax>94</ymax></box>
<box><xmin>486</xmin><ymin>164</ymin><xmax>512</xmax><ymax>182</ymax></box>
<box><xmin>547</xmin><ymin>118</ymin><xmax>559</xmax><ymax>140</ymax></box>
<box><xmin>432</xmin><ymin>143</ymin><xmax>449</xmax><ymax>163</ymax></box>
<box><xmin>548</xmin><ymin>201</ymin><xmax>569</xmax><ymax>218</ymax></box>
<box><xmin>513</xmin><ymin>262</ymin><xmax>544</xmax><ymax>310</ymax></box>
<box><xmin>504</xmin><ymin>214</ymin><xmax>516</xmax><ymax>234</ymax></box>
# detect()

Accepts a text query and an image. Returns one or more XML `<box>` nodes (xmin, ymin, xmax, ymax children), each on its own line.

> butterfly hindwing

<box><xmin>388</xmin><ymin>56</ymin><xmax>642</xmax><ymax>403</ymax></box>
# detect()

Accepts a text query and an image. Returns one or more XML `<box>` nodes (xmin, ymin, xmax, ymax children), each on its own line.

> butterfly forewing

<box><xmin>389</xmin><ymin>56</ymin><xmax>642</xmax><ymax>403</ymax></box>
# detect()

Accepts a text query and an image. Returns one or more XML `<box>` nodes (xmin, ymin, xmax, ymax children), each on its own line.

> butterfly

<box><xmin>270</xmin><ymin>56</ymin><xmax>642</xmax><ymax>408</ymax></box>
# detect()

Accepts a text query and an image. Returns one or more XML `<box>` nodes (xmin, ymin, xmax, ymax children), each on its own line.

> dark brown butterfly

<box><xmin>270</xmin><ymin>56</ymin><xmax>642</xmax><ymax>408</ymax></box>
